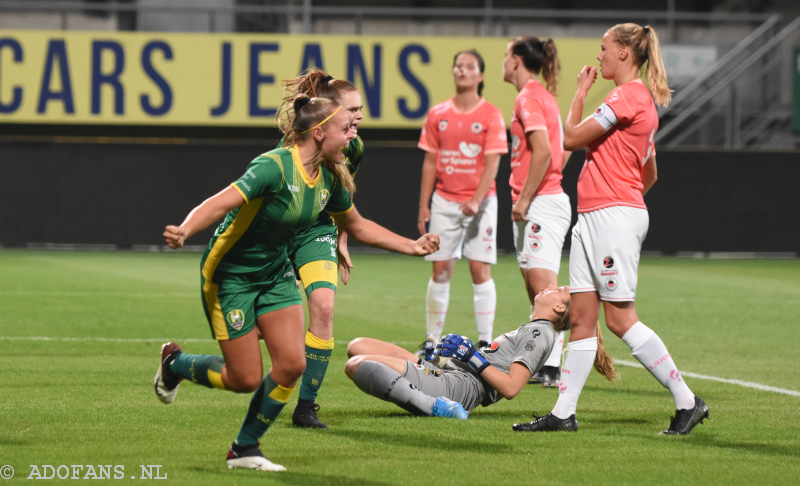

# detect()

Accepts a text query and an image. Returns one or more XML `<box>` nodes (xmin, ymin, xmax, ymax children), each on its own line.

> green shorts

<box><xmin>289</xmin><ymin>224</ymin><xmax>338</xmax><ymax>297</ymax></box>
<box><xmin>200</xmin><ymin>275</ymin><xmax>302</xmax><ymax>341</ymax></box>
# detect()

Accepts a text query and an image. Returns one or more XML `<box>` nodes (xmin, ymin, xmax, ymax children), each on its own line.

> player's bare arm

<box><xmin>333</xmin><ymin>206</ymin><xmax>440</xmax><ymax>256</ymax></box>
<box><xmin>641</xmin><ymin>155</ymin><xmax>658</xmax><ymax>195</ymax></box>
<box><xmin>511</xmin><ymin>130</ymin><xmax>551</xmax><ymax>222</ymax></box>
<box><xmin>164</xmin><ymin>185</ymin><xmax>245</xmax><ymax>249</ymax></box>
<box><xmin>481</xmin><ymin>362</ymin><xmax>532</xmax><ymax>399</ymax></box>
<box><xmin>563</xmin><ymin>66</ymin><xmax>606</xmax><ymax>151</ymax></box>
<box><xmin>337</xmin><ymin>231</ymin><xmax>353</xmax><ymax>285</ymax></box>
<box><xmin>460</xmin><ymin>153</ymin><xmax>500</xmax><ymax>216</ymax></box>
<box><xmin>417</xmin><ymin>151</ymin><xmax>438</xmax><ymax>235</ymax></box>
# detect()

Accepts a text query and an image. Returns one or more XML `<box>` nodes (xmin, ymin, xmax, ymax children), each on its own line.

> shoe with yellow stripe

<box><xmin>153</xmin><ymin>342</ymin><xmax>182</xmax><ymax>404</ymax></box>
<box><xmin>226</xmin><ymin>442</ymin><xmax>286</xmax><ymax>472</ymax></box>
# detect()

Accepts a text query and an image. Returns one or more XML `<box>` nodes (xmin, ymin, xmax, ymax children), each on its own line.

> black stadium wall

<box><xmin>0</xmin><ymin>140</ymin><xmax>798</xmax><ymax>254</ymax></box>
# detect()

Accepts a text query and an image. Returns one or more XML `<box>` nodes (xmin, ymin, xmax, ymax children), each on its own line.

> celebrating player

<box><xmin>502</xmin><ymin>36</ymin><xmax>572</xmax><ymax>387</ymax></box>
<box><xmin>417</xmin><ymin>49</ymin><xmax>508</xmax><ymax>349</ymax></box>
<box><xmin>154</xmin><ymin>95</ymin><xmax>439</xmax><ymax>472</ymax></box>
<box><xmin>513</xmin><ymin>24</ymin><xmax>708</xmax><ymax>435</ymax></box>
<box><xmin>275</xmin><ymin>69</ymin><xmax>365</xmax><ymax>429</ymax></box>
<box><xmin>345</xmin><ymin>285</ymin><xmax>571</xmax><ymax>417</ymax></box>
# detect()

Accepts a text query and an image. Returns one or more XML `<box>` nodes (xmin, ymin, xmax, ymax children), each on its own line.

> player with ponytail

<box><xmin>502</xmin><ymin>36</ymin><xmax>574</xmax><ymax>388</ymax></box>
<box><xmin>274</xmin><ymin>69</ymin><xmax>365</xmax><ymax>429</ymax></box>
<box><xmin>154</xmin><ymin>95</ymin><xmax>440</xmax><ymax>473</ymax></box>
<box><xmin>514</xmin><ymin>24</ymin><xmax>707</xmax><ymax>435</ymax></box>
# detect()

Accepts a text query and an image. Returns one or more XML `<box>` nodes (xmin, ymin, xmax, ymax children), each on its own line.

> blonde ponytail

<box><xmin>608</xmin><ymin>23</ymin><xmax>672</xmax><ymax>107</ymax></box>
<box><xmin>323</xmin><ymin>158</ymin><xmax>356</xmax><ymax>195</ymax></box>
<box><xmin>594</xmin><ymin>320</ymin><xmax>619</xmax><ymax>382</ymax></box>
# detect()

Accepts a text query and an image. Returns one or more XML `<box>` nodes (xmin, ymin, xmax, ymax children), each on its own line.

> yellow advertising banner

<box><xmin>0</xmin><ymin>30</ymin><xmax>616</xmax><ymax>127</ymax></box>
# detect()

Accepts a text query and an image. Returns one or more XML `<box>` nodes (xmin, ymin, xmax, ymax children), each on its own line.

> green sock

<box><xmin>169</xmin><ymin>353</ymin><xmax>226</xmax><ymax>389</ymax></box>
<box><xmin>235</xmin><ymin>373</ymin><xmax>294</xmax><ymax>446</ymax></box>
<box><xmin>299</xmin><ymin>331</ymin><xmax>334</xmax><ymax>402</ymax></box>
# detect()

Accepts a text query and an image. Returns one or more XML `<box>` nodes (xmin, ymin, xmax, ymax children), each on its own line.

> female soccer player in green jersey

<box><xmin>154</xmin><ymin>95</ymin><xmax>439</xmax><ymax>473</ymax></box>
<box><xmin>274</xmin><ymin>69</ymin><xmax>365</xmax><ymax>429</ymax></box>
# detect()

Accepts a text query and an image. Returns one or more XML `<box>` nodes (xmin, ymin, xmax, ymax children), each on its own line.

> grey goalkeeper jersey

<box><xmin>447</xmin><ymin>319</ymin><xmax>556</xmax><ymax>406</ymax></box>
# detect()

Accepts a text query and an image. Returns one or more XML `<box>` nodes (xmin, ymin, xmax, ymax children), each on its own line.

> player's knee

<box><xmin>347</xmin><ymin>338</ymin><xmax>367</xmax><ymax>358</ymax></box>
<box><xmin>227</xmin><ymin>372</ymin><xmax>263</xmax><ymax>394</ymax></box>
<box><xmin>309</xmin><ymin>296</ymin><xmax>335</xmax><ymax>325</ymax></box>
<box><xmin>432</xmin><ymin>269</ymin><xmax>451</xmax><ymax>283</ymax></box>
<box><xmin>344</xmin><ymin>355</ymin><xmax>365</xmax><ymax>380</ymax></box>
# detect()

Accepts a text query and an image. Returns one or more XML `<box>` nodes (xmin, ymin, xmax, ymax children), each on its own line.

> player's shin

<box><xmin>170</xmin><ymin>353</ymin><xmax>227</xmax><ymax>389</ymax></box>
<box><xmin>426</xmin><ymin>279</ymin><xmax>450</xmax><ymax>341</ymax></box>
<box><xmin>473</xmin><ymin>279</ymin><xmax>496</xmax><ymax>343</ymax></box>
<box><xmin>352</xmin><ymin>361</ymin><xmax>436</xmax><ymax>416</ymax></box>
<box><xmin>298</xmin><ymin>331</ymin><xmax>334</xmax><ymax>402</ymax></box>
<box><xmin>235</xmin><ymin>373</ymin><xmax>294</xmax><ymax>446</ymax></box>
<box><xmin>551</xmin><ymin>338</ymin><xmax>597</xmax><ymax>419</ymax></box>
<box><xmin>622</xmin><ymin>322</ymin><xmax>695</xmax><ymax>410</ymax></box>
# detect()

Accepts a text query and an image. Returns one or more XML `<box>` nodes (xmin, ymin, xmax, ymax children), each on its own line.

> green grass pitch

<box><xmin>1</xmin><ymin>250</ymin><xmax>799</xmax><ymax>485</ymax></box>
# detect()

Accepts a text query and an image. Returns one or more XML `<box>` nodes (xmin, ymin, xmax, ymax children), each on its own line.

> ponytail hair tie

<box><xmin>322</xmin><ymin>75</ymin><xmax>334</xmax><ymax>83</ymax></box>
<box><xmin>295</xmin><ymin>96</ymin><xmax>311</xmax><ymax>111</ymax></box>
<box><xmin>643</xmin><ymin>26</ymin><xmax>650</xmax><ymax>34</ymax></box>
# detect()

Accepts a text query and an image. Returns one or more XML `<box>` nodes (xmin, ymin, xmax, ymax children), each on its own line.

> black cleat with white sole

<box><xmin>153</xmin><ymin>342</ymin><xmax>182</xmax><ymax>404</ymax></box>
<box><xmin>660</xmin><ymin>396</ymin><xmax>709</xmax><ymax>435</ymax></box>
<box><xmin>512</xmin><ymin>413</ymin><xmax>578</xmax><ymax>432</ymax></box>
<box><xmin>226</xmin><ymin>442</ymin><xmax>286</xmax><ymax>472</ymax></box>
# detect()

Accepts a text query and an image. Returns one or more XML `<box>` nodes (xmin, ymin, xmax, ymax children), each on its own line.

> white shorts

<box><xmin>425</xmin><ymin>193</ymin><xmax>497</xmax><ymax>264</ymax></box>
<box><xmin>569</xmin><ymin>206</ymin><xmax>649</xmax><ymax>301</ymax></box>
<box><xmin>512</xmin><ymin>192</ymin><xmax>571</xmax><ymax>273</ymax></box>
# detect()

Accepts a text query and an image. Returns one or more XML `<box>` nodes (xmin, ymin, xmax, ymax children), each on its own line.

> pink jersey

<box><xmin>509</xmin><ymin>79</ymin><xmax>565</xmax><ymax>203</ymax></box>
<box><xmin>577</xmin><ymin>79</ymin><xmax>658</xmax><ymax>213</ymax></box>
<box><xmin>418</xmin><ymin>98</ymin><xmax>508</xmax><ymax>203</ymax></box>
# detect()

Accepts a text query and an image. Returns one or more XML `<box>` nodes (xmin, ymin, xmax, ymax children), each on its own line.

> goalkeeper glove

<box><xmin>437</xmin><ymin>334</ymin><xmax>490</xmax><ymax>373</ymax></box>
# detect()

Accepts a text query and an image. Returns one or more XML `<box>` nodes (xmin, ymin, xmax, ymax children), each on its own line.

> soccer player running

<box><xmin>274</xmin><ymin>69</ymin><xmax>365</xmax><ymax>429</ymax></box>
<box><xmin>417</xmin><ymin>50</ymin><xmax>508</xmax><ymax>349</ymax></box>
<box><xmin>513</xmin><ymin>24</ymin><xmax>708</xmax><ymax>435</ymax></box>
<box><xmin>154</xmin><ymin>95</ymin><xmax>440</xmax><ymax>472</ymax></box>
<box><xmin>345</xmin><ymin>285</ymin><xmax>570</xmax><ymax>418</ymax></box>
<box><xmin>502</xmin><ymin>36</ymin><xmax>572</xmax><ymax>388</ymax></box>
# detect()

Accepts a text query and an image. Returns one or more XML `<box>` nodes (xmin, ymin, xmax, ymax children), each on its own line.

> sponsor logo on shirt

<box><xmin>289</xmin><ymin>184</ymin><xmax>300</xmax><ymax>192</ymax></box>
<box><xmin>315</xmin><ymin>236</ymin><xmax>337</xmax><ymax>245</ymax></box>
<box><xmin>471</xmin><ymin>122</ymin><xmax>483</xmax><ymax>133</ymax></box>
<box><xmin>239</xmin><ymin>180</ymin><xmax>252</xmax><ymax>191</ymax></box>
<box><xmin>511</xmin><ymin>134</ymin><xmax>520</xmax><ymax>151</ymax></box>
<box><xmin>524</xmin><ymin>340</ymin><xmax>535</xmax><ymax>351</ymax></box>
<box><xmin>603</xmin><ymin>256</ymin><xmax>614</xmax><ymax>268</ymax></box>
<box><xmin>486</xmin><ymin>227</ymin><xmax>493</xmax><ymax>236</ymax></box>
<box><xmin>226</xmin><ymin>309</ymin><xmax>245</xmax><ymax>331</ymax></box>
<box><xmin>531</xmin><ymin>223</ymin><xmax>541</xmax><ymax>233</ymax></box>
<box><xmin>438</xmin><ymin>120</ymin><xmax>448</xmax><ymax>131</ymax></box>
<box><xmin>459</xmin><ymin>141</ymin><xmax>482</xmax><ymax>158</ymax></box>
<box><xmin>283</xmin><ymin>269</ymin><xmax>295</xmax><ymax>278</ymax></box>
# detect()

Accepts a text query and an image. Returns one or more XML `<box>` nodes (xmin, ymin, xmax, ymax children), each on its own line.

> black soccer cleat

<box><xmin>292</xmin><ymin>400</ymin><xmax>327</xmax><ymax>429</ymax></box>
<box><xmin>660</xmin><ymin>396</ymin><xmax>709</xmax><ymax>435</ymax></box>
<box><xmin>540</xmin><ymin>365</ymin><xmax>561</xmax><ymax>388</ymax></box>
<box><xmin>512</xmin><ymin>413</ymin><xmax>578</xmax><ymax>432</ymax></box>
<box><xmin>153</xmin><ymin>342</ymin><xmax>182</xmax><ymax>404</ymax></box>
<box><xmin>226</xmin><ymin>441</ymin><xmax>286</xmax><ymax>472</ymax></box>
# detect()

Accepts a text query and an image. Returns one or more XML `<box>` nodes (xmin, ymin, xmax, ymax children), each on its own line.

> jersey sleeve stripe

<box><xmin>417</xmin><ymin>142</ymin><xmax>437</xmax><ymax>153</ymax></box>
<box><xmin>326</xmin><ymin>204</ymin><xmax>355</xmax><ymax>216</ymax></box>
<box><xmin>484</xmin><ymin>148</ymin><xmax>510</xmax><ymax>155</ymax></box>
<box><xmin>523</xmin><ymin>125</ymin><xmax>548</xmax><ymax>133</ymax></box>
<box><xmin>230</xmin><ymin>183</ymin><xmax>250</xmax><ymax>204</ymax></box>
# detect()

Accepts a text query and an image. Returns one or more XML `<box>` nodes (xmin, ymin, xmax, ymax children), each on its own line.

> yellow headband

<box><xmin>300</xmin><ymin>105</ymin><xmax>342</xmax><ymax>134</ymax></box>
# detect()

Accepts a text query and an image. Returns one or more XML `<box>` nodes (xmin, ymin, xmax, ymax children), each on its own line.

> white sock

<box><xmin>622</xmin><ymin>321</ymin><xmax>695</xmax><ymax>410</ymax></box>
<box><xmin>551</xmin><ymin>337</ymin><xmax>597</xmax><ymax>419</ymax></box>
<box><xmin>473</xmin><ymin>279</ymin><xmax>496</xmax><ymax>343</ymax></box>
<box><xmin>544</xmin><ymin>331</ymin><xmax>565</xmax><ymax>368</ymax></box>
<box><xmin>426</xmin><ymin>279</ymin><xmax>449</xmax><ymax>341</ymax></box>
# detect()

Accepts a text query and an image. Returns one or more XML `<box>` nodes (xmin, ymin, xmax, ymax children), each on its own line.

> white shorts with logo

<box><xmin>425</xmin><ymin>192</ymin><xmax>497</xmax><ymax>264</ymax></box>
<box><xmin>569</xmin><ymin>206</ymin><xmax>649</xmax><ymax>301</ymax></box>
<box><xmin>512</xmin><ymin>192</ymin><xmax>572</xmax><ymax>273</ymax></box>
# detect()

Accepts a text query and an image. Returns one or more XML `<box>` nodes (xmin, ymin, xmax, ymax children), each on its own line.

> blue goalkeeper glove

<box><xmin>437</xmin><ymin>334</ymin><xmax>490</xmax><ymax>373</ymax></box>
<box><xmin>422</xmin><ymin>334</ymin><xmax>439</xmax><ymax>362</ymax></box>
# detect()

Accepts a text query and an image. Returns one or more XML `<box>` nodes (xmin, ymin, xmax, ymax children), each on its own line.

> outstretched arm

<box><xmin>333</xmin><ymin>206</ymin><xmax>439</xmax><ymax>256</ymax></box>
<box><xmin>164</xmin><ymin>186</ymin><xmax>244</xmax><ymax>249</ymax></box>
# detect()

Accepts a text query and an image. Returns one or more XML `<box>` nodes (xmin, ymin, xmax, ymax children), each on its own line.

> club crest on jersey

<box><xmin>530</xmin><ymin>240</ymin><xmax>541</xmax><ymax>252</ymax></box>
<box><xmin>319</xmin><ymin>189</ymin><xmax>330</xmax><ymax>209</ymax></box>
<box><xmin>605</xmin><ymin>277</ymin><xmax>618</xmax><ymax>291</ymax></box>
<box><xmin>485</xmin><ymin>341</ymin><xmax>500</xmax><ymax>353</ymax></box>
<box><xmin>471</xmin><ymin>122</ymin><xmax>483</xmax><ymax>133</ymax></box>
<box><xmin>226</xmin><ymin>309</ymin><xmax>245</xmax><ymax>330</ymax></box>
<box><xmin>439</xmin><ymin>120</ymin><xmax>448</xmax><ymax>131</ymax></box>
<box><xmin>603</xmin><ymin>256</ymin><xmax>614</xmax><ymax>268</ymax></box>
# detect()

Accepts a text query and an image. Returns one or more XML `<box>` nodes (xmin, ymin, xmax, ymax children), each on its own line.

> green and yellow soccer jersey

<box><xmin>200</xmin><ymin>145</ymin><xmax>353</xmax><ymax>290</ymax></box>
<box><xmin>344</xmin><ymin>135</ymin><xmax>365</xmax><ymax>176</ymax></box>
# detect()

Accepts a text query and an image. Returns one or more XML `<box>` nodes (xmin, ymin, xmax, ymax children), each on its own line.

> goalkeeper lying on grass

<box><xmin>344</xmin><ymin>285</ymin><xmax>571</xmax><ymax>419</ymax></box>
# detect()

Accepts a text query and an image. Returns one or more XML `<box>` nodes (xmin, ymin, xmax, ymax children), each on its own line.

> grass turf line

<box><xmin>0</xmin><ymin>250</ymin><xmax>798</xmax><ymax>485</ymax></box>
